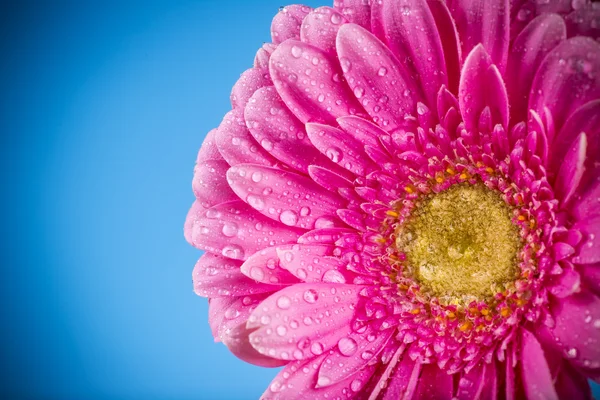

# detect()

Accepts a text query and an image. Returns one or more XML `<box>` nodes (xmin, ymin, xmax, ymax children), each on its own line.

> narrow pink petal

<box><xmin>573</xmin><ymin>215</ymin><xmax>600</xmax><ymax>265</ymax></box>
<box><xmin>308</xmin><ymin>165</ymin><xmax>354</xmax><ymax>194</ymax></box>
<box><xmin>555</xmin><ymin>361</ymin><xmax>593</xmax><ymax>400</ymax></box>
<box><xmin>300</xmin><ymin>7</ymin><xmax>347</xmax><ymax>55</ymax></box>
<box><xmin>448</xmin><ymin>0</ymin><xmax>510</xmax><ymax>74</ymax></box>
<box><xmin>208</xmin><ymin>297</ymin><xmax>236</xmax><ymax>341</ymax></box>
<box><xmin>184</xmin><ymin>200</ymin><xmax>205</xmax><ymax>245</ymax></box>
<box><xmin>227</xmin><ymin>164</ymin><xmax>345</xmax><ymax>229</ymax></box>
<box><xmin>336</xmin><ymin>23</ymin><xmax>424</xmax><ymax>132</ymax></box>
<box><xmin>549</xmin><ymin>100</ymin><xmax>600</xmax><ymax>178</ymax></box>
<box><xmin>254</xmin><ymin>43</ymin><xmax>277</xmax><ymax>71</ymax></box>
<box><xmin>270</xmin><ymin>5</ymin><xmax>312</xmax><ymax>44</ymax></box>
<box><xmin>277</xmin><ymin>244</ymin><xmax>352</xmax><ymax>283</ymax></box>
<box><xmin>554</xmin><ymin>132</ymin><xmax>587</xmax><ymax>204</ymax></box>
<box><xmin>244</xmin><ymin>86</ymin><xmax>341</xmax><ymax>175</ymax></box>
<box><xmin>196</xmin><ymin>128</ymin><xmax>221</xmax><ymax>164</ymax></box>
<box><xmin>572</xmin><ymin>179</ymin><xmax>600</xmax><ymax>220</ymax></box>
<box><xmin>333</xmin><ymin>0</ymin><xmax>372</xmax><ymax>30</ymax></box>
<box><xmin>191</xmin><ymin>200</ymin><xmax>302</xmax><ymax>260</ymax></box>
<box><xmin>298</xmin><ymin>227</ymin><xmax>355</xmax><ymax>245</ymax></box>
<box><xmin>337</xmin><ymin>115</ymin><xmax>387</xmax><ymax>148</ymax></box>
<box><xmin>529</xmin><ymin>37</ymin><xmax>600</xmax><ymax>132</ymax></box>
<box><xmin>456</xmin><ymin>362</ymin><xmax>497</xmax><ymax>400</ymax></box>
<box><xmin>371</xmin><ymin>0</ymin><xmax>448</xmax><ymax>112</ymax></box>
<box><xmin>505</xmin><ymin>348</ymin><xmax>516</xmax><ymax>400</ymax></box>
<box><xmin>192</xmin><ymin>159</ymin><xmax>237</xmax><ymax>208</ymax></box>
<box><xmin>542</xmin><ymin>291</ymin><xmax>600</xmax><ymax>371</ymax></box>
<box><xmin>580</xmin><ymin>263</ymin><xmax>600</xmax><ymax>296</ymax></box>
<box><xmin>269</xmin><ymin>40</ymin><xmax>363</xmax><ymax>124</ymax></box>
<box><xmin>506</xmin><ymin>13</ymin><xmax>566</xmax><ymax>124</ymax></box>
<box><xmin>193</xmin><ymin>253</ymin><xmax>278</xmax><ymax>297</ymax></box>
<box><xmin>240</xmin><ymin>246</ymin><xmax>301</xmax><ymax>286</ymax></box>
<box><xmin>222</xmin><ymin>322</ymin><xmax>288</xmax><ymax>368</ymax></box>
<box><xmin>230</xmin><ymin>68</ymin><xmax>271</xmax><ymax>111</ymax></box>
<box><xmin>306</xmin><ymin>122</ymin><xmax>377</xmax><ymax>176</ymax></box>
<box><xmin>520</xmin><ymin>329</ymin><xmax>559</xmax><ymax>400</ymax></box>
<box><xmin>317</xmin><ymin>329</ymin><xmax>394</xmax><ymax>386</ymax></box>
<box><xmin>427</xmin><ymin>0</ymin><xmax>462</xmax><ymax>93</ymax></box>
<box><xmin>379</xmin><ymin>353</ymin><xmax>421</xmax><ymax>400</ymax></box>
<box><xmin>215</xmin><ymin>109</ymin><xmax>277</xmax><ymax>166</ymax></box>
<box><xmin>414</xmin><ymin>364</ymin><xmax>453</xmax><ymax>399</ymax></box>
<box><xmin>247</xmin><ymin>283</ymin><xmax>362</xmax><ymax>360</ymax></box>
<box><xmin>262</xmin><ymin>354</ymin><xmax>376</xmax><ymax>399</ymax></box>
<box><xmin>459</xmin><ymin>45</ymin><xmax>509</xmax><ymax>133</ymax></box>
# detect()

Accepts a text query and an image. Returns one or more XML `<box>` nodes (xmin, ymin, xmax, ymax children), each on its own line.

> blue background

<box><xmin>0</xmin><ymin>0</ymin><xmax>598</xmax><ymax>399</ymax></box>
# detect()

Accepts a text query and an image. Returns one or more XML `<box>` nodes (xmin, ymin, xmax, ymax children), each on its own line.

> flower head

<box><xmin>185</xmin><ymin>0</ymin><xmax>600</xmax><ymax>398</ymax></box>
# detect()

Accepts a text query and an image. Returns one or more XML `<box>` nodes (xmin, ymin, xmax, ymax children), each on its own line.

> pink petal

<box><xmin>192</xmin><ymin>159</ymin><xmax>237</xmax><ymax>208</ymax></box>
<box><xmin>376</xmin><ymin>352</ymin><xmax>421</xmax><ymax>400</ymax></box>
<box><xmin>550</xmin><ymin>100</ymin><xmax>600</xmax><ymax>179</ymax></box>
<box><xmin>196</xmin><ymin>128</ymin><xmax>221</xmax><ymax>164</ymax></box>
<box><xmin>549</xmin><ymin>263</ymin><xmax>582</xmax><ymax>298</ymax></box>
<box><xmin>262</xmin><ymin>354</ymin><xmax>376</xmax><ymax>399</ymax></box>
<box><xmin>555</xmin><ymin>361</ymin><xmax>593</xmax><ymax>400</ymax></box>
<box><xmin>300</xmin><ymin>7</ymin><xmax>347</xmax><ymax>55</ymax></box>
<box><xmin>337</xmin><ymin>115</ymin><xmax>387</xmax><ymax>148</ymax></box>
<box><xmin>572</xmin><ymin>178</ymin><xmax>600</xmax><ymax>221</ymax></box>
<box><xmin>244</xmin><ymin>86</ymin><xmax>340</xmax><ymax>175</ymax></box>
<box><xmin>449</xmin><ymin>0</ymin><xmax>510</xmax><ymax>74</ymax></box>
<box><xmin>371</xmin><ymin>0</ymin><xmax>449</xmax><ymax>112</ymax></box>
<box><xmin>227</xmin><ymin>164</ymin><xmax>345</xmax><ymax>229</ymax></box>
<box><xmin>580</xmin><ymin>263</ymin><xmax>600</xmax><ymax>296</ymax></box>
<box><xmin>208</xmin><ymin>297</ymin><xmax>236</xmax><ymax>341</ymax></box>
<box><xmin>554</xmin><ymin>132</ymin><xmax>587</xmax><ymax>205</ymax></box>
<box><xmin>456</xmin><ymin>362</ymin><xmax>497</xmax><ymax>400</ymax></box>
<box><xmin>193</xmin><ymin>253</ymin><xmax>278</xmax><ymax>297</ymax></box>
<box><xmin>230</xmin><ymin>68</ymin><xmax>271</xmax><ymax>111</ymax></box>
<box><xmin>573</xmin><ymin>215</ymin><xmax>600</xmax><ymax>265</ymax></box>
<box><xmin>213</xmin><ymin>293</ymin><xmax>286</xmax><ymax>368</ymax></box>
<box><xmin>184</xmin><ymin>200</ymin><xmax>205</xmax><ymax>245</ymax></box>
<box><xmin>240</xmin><ymin>246</ymin><xmax>301</xmax><ymax>286</ymax></box>
<box><xmin>191</xmin><ymin>200</ymin><xmax>302</xmax><ymax>260</ymax></box>
<box><xmin>459</xmin><ymin>45</ymin><xmax>509</xmax><ymax>132</ymax></box>
<box><xmin>506</xmin><ymin>13</ymin><xmax>567</xmax><ymax>124</ymax></box>
<box><xmin>336</xmin><ymin>23</ymin><xmax>424</xmax><ymax>132</ymax></box>
<box><xmin>317</xmin><ymin>329</ymin><xmax>394</xmax><ymax>386</ymax></box>
<box><xmin>306</xmin><ymin>122</ymin><xmax>377</xmax><ymax>176</ymax></box>
<box><xmin>277</xmin><ymin>244</ymin><xmax>352</xmax><ymax>283</ymax></box>
<box><xmin>333</xmin><ymin>0</ymin><xmax>372</xmax><ymax>30</ymax></box>
<box><xmin>247</xmin><ymin>283</ymin><xmax>362</xmax><ymax>360</ymax></box>
<box><xmin>270</xmin><ymin>5</ymin><xmax>312</xmax><ymax>44</ymax></box>
<box><xmin>269</xmin><ymin>40</ymin><xmax>363</xmax><ymax>124</ymax></box>
<box><xmin>520</xmin><ymin>329</ymin><xmax>559</xmax><ymax>400</ymax></box>
<box><xmin>414</xmin><ymin>364</ymin><xmax>453</xmax><ymax>399</ymax></box>
<box><xmin>427</xmin><ymin>0</ymin><xmax>462</xmax><ymax>93</ymax></box>
<box><xmin>298</xmin><ymin>227</ymin><xmax>355</xmax><ymax>245</ymax></box>
<box><xmin>254</xmin><ymin>43</ymin><xmax>277</xmax><ymax>71</ymax></box>
<box><xmin>529</xmin><ymin>37</ymin><xmax>600</xmax><ymax>132</ymax></box>
<box><xmin>542</xmin><ymin>291</ymin><xmax>600</xmax><ymax>371</ymax></box>
<box><xmin>308</xmin><ymin>165</ymin><xmax>354</xmax><ymax>194</ymax></box>
<box><xmin>215</xmin><ymin>109</ymin><xmax>277</xmax><ymax>166</ymax></box>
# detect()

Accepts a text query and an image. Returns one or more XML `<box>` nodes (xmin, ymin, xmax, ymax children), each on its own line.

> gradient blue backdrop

<box><xmin>1</xmin><ymin>1</ymin><xmax>598</xmax><ymax>399</ymax></box>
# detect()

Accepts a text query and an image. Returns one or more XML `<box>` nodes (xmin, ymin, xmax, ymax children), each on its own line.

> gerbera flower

<box><xmin>185</xmin><ymin>0</ymin><xmax>600</xmax><ymax>398</ymax></box>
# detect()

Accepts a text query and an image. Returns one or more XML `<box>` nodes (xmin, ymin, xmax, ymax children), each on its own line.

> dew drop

<box><xmin>276</xmin><ymin>325</ymin><xmax>288</xmax><ymax>336</ymax></box>
<box><xmin>280</xmin><ymin>210</ymin><xmax>299</xmax><ymax>226</ymax></box>
<box><xmin>311</xmin><ymin>342</ymin><xmax>324</xmax><ymax>355</ymax></box>
<box><xmin>377</xmin><ymin>66</ymin><xmax>388</xmax><ymax>76</ymax></box>
<box><xmin>297</xmin><ymin>268</ymin><xmax>308</xmax><ymax>280</ymax></box>
<box><xmin>300</xmin><ymin>206</ymin><xmax>311</xmax><ymax>217</ymax></box>
<box><xmin>322</xmin><ymin>269</ymin><xmax>346</xmax><ymax>283</ymax></box>
<box><xmin>251</xmin><ymin>171</ymin><xmax>263</xmax><ymax>183</ymax></box>
<box><xmin>330</xmin><ymin>13</ymin><xmax>342</xmax><ymax>25</ymax></box>
<box><xmin>303</xmin><ymin>289</ymin><xmax>319</xmax><ymax>303</ymax></box>
<box><xmin>326</xmin><ymin>147</ymin><xmax>342</xmax><ymax>162</ymax></box>
<box><xmin>338</xmin><ymin>337</ymin><xmax>358</xmax><ymax>356</ymax></box>
<box><xmin>350</xmin><ymin>379</ymin><xmax>362</xmax><ymax>392</ymax></box>
<box><xmin>222</xmin><ymin>245</ymin><xmax>244</xmax><ymax>259</ymax></box>
<box><xmin>261</xmin><ymin>139</ymin><xmax>274</xmax><ymax>151</ymax></box>
<box><xmin>291</xmin><ymin>45</ymin><xmax>302</xmax><ymax>58</ymax></box>
<box><xmin>566</xmin><ymin>348</ymin><xmax>578</xmax><ymax>359</ymax></box>
<box><xmin>250</xmin><ymin>266</ymin><xmax>265</xmax><ymax>281</ymax></box>
<box><xmin>260</xmin><ymin>315</ymin><xmax>271</xmax><ymax>325</ymax></box>
<box><xmin>224</xmin><ymin>308</ymin><xmax>240</xmax><ymax>319</ymax></box>
<box><xmin>353</xmin><ymin>86</ymin><xmax>365</xmax><ymax>98</ymax></box>
<box><xmin>317</xmin><ymin>93</ymin><xmax>326</xmax><ymax>103</ymax></box>
<box><xmin>317</xmin><ymin>375</ymin><xmax>331</xmax><ymax>387</ymax></box>
<box><xmin>222</xmin><ymin>222</ymin><xmax>238</xmax><ymax>237</ymax></box>
<box><xmin>277</xmin><ymin>295</ymin><xmax>292</xmax><ymax>309</ymax></box>
<box><xmin>247</xmin><ymin>194</ymin><xmax>266</xmax><ymax>211</ymax></box>
<box><xmin>340</xmin><ymin>57</ymin><xmax>352</xmax><ymax>73</ymax></box>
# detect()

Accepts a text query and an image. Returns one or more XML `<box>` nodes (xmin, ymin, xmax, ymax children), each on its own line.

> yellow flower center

<box><xmin>396</xmin><ymin>183</ymin><xmax>521</xmax><ymax>305</ymax></box>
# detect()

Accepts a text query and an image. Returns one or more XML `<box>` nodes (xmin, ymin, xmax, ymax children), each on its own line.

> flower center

<box><xmin>396</xmin><ymin>183</ymin><xmax>522</xmax><ymax>304</ymax></box>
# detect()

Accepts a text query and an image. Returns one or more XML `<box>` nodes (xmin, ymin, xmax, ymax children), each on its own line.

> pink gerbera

<box><xmin>185</xmin><ymin>0</ymin><xmax>600</xmax><ymax>398</ymax></box>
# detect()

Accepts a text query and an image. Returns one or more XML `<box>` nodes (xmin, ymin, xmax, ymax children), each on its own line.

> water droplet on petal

<box><xmin>222</xmin><ymin>245</ymin><xmax>244</xmax><ymax>259</ymax></box>
<box><xmin>377</xmin><ymin>67</ymin><xmax>387</xmax><ymax>76</ymax></box>
<box><xmin>350</xmin><ymin>379</ymin><xmax>362</xmax><ymax>392</ymax></box>
<box><xmin>247</xmin><ymin>194</ymin><xmax>266</xmax><ymax>211</ymax></box>
<box><xmin>338</xmin><ymin>337</ymin><xmax>358</xmax><ymax>356</ymax></box>
<box><xmin>317</xmin><ymin>375</ymin><xmax>331</xmax><ymax>387</ymax></box>
<box><xmin>276</xmin><ymin>325</ymin><xmax>288</xmax><ymax>336</ymax></box>
<box><xmin>291</xmin><ymin>45</ymin><xmax>302</xmax><ymax>58</ymax></box>
<box><xmin>303</xmin><ymin>289</ymin><xmax>319</xmax><ymax>303</ymax></box>
<box><xmin>222</xmin><ymin>222</ymin><xmax>238</xmax><ymax>237</ymax></box>
<box><xmin>323</xmin><ymin>269</ymin><xmax>346</xmax><ymax>283</ymax></box>
<box><xmin>311</xmin><ymin>342</ymin><xmax>324</xmax><ymax>355</ymax></box>
<box><xmin>280</xmin><ymin>210</ymin><xmax>299</xmax><ymax>226</ymax></box>
<box><xmin>251</xmin><ymin>171</ymin><xmax>263</xmax><ymax>183</ymax></box>
<box><xmin>250</xmin><ymin>266</ymin><xmax>265</xmax><ymax>281</ymax></box>
<box><xmin>277</xmin><ymin>295</ymin><xmax>291</xmax><ymax>309</ymax></box>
